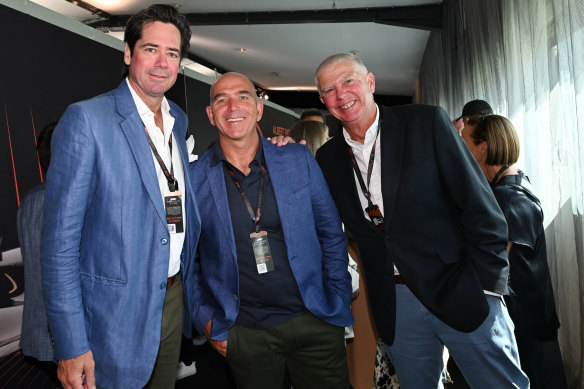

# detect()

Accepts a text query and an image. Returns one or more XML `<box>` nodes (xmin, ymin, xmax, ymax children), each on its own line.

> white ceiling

<box><xmin>31</xmin><ymin>0</ymin><xmax>439</xmax><ymax>96</ymax></box>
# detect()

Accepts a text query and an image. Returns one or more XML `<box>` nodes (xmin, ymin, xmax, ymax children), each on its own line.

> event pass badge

<box><xmin>164</xmin><ymin>191</ymin><xmax>184</xmax><ymax>233</ymax></box>
<box><xmin>365</xmin><ymin>204</ymin><xmax>385</xmax><ymax>231</ymax></box>
<box><xmin>250</xmin><ymin>231</ymin><xmax>275</xmax><ymax>274</ymax></box>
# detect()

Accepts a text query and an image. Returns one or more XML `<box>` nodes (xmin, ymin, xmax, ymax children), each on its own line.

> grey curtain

<box><xmin>415</xmin><ymin>1</ymin><xmax>584</xmax><ymax>388</ymax></box>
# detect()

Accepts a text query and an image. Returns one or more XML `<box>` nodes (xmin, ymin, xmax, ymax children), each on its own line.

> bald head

<box><xmin>209</xmin><ymin>72</ymin><xmax>257</xmax><ymax>104</ymax></box>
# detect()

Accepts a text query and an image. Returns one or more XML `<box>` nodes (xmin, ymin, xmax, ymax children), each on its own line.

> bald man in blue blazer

<box><xmin>188</xmin><ymin>72</ymin><xmax>353</xmax><ymax>389</ymax></box>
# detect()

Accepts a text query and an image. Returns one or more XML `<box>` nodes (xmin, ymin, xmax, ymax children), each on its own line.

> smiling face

<box><xmin>124</xmin><ymin>21</ymin><xmax>181</xmax><ymax>110</ymax></box>
<box><xmin>206</xmin><ymin>73</ymin><xmax>264</xmax><ymax>144</ymax></box>
<box><xmin>317</xmin><ymin>59</ymin><xmax>377</xmax><ymax>136</ymax></box>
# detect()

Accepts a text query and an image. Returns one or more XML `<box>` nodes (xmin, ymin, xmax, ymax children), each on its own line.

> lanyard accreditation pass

<box><xmin>144</xmin><ymin>126</ymin><xmax>184</xmax><ymax>234</ymax></box>
<box><xmin>224</xmin><ymin>155</ymin><xmax>275</xmax><ymax>274</ymax></box>
<box><xmin>346</xmin><ymin>126</ymin><xmax>385</xmax><ymax>231</ymax></box>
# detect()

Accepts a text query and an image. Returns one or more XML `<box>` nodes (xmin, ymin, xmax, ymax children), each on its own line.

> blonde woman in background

<box><xmin>289</xmin><ymin>120</ymin><xmax>329</xmax><ymax>156</ymax></box>
<box><xmin>461</xmin><ymin>114</ymin><xmax>566</xmax><ymax>389</ymax></box>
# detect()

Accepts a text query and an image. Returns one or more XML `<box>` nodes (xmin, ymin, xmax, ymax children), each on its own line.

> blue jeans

<box><xmin>384</xmin><ymin>284</ymin><xmax>529</xmax><ymax>389</ymax></box>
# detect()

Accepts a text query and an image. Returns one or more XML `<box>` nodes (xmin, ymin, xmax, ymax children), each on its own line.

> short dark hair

<box><xmin>37</xmin><ymin>121</ymin><xmax>58</xmax><ymax>175</ymax></box>
<box><xmin>123</xmin><ymin>4</ymin><xmax>191</xmax><ymax>76</ymax></box>
<box><xmin>466</xmin><ymin>114</ymin><xmax>520</xmax><ymax>166</ymax></box>
<box><xmin>300</xmin><ymin>109</ymin><xmax>325</xmax><ymax>122</ymax></box>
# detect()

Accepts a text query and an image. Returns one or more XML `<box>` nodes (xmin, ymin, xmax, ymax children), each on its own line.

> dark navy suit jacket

<box><xmin>317</xmin><ymin>105</ymin><xmax>510</xmax><ymax>346</ymax></box>
<box><xmin>188</xmin><ymin>137</ymin><xmax>353</xmax><ymax>340</ymax></box>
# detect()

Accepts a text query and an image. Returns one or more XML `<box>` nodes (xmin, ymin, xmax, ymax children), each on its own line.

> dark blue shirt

<box><xmin>211</xmin><ymin>140</ymin><xmax>305</xmax><ymax>329</ymax></box>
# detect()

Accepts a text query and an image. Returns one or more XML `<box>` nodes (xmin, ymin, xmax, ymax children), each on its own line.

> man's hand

<box><xmin>209</xmin><ymin>339</ymin><xmax>227</xmax><ymax>357</ymax></box>
<box><xmin>205</xmin><ymin>318</ymin><xmax>227</xmax><ymax>357</ymax></box>
<box><xmin>57</xmin><ymin>350</ymin><xmax>96</xmax><ymax>389</ymax></box>
<box><xmin>267</xmin><ymin>135</ymin><xmax>306</xmax><ymax>146</ymax></box>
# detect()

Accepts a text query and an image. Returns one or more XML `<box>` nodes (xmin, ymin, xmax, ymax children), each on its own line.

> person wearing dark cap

<box><xmin>452</xmin><ymin>99</ymin><xmax>493</xmax><ymax>134</ymax></box>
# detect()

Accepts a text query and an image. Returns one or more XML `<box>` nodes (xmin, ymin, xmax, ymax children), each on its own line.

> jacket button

<box><xmin>160</xmin><ymin>282</ymin><xmax>166</xmax><ymax>290</ymax></box>
<box><xmin>233</xmin><ymin>295</ymin><xmax>238</xmax><ymax>301</ymax></box>
<box><xmin>161</xmin><ymin>238</ymin><xmax>168</xmax><ymax>245</ymax></box>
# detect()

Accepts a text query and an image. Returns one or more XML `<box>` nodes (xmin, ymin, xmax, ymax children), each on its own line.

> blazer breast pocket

<box><xmin>288</xmin><ymin>183</ymin><xmax>310</xmax><ymax>201</ymax></box>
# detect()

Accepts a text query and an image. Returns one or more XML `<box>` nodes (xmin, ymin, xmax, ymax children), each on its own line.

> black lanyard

<box><xmin>224</xmin><ymin>155</ymin><xmax>267</xmax><ymax>233</ymax></box>
<box><xmin>144</xmin><ymin>126</ymin><xmax>178</xmax><ymax>192</ymax></box>
<box><xmin>346</xmin><ymin>125</ymin><xmax>380</xmax><ymax>208</ymax></box>
<box><xmin>490</xmin><ymin>165</ymin><xmax>510</xmax><ymax>186</ymax></box>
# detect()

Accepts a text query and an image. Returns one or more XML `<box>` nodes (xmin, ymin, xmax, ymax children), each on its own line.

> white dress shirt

<box><xmin>342</xmin><ymin>105</ymin><xmax>400</xmax><ymax>275</ymax></box>
<box><xmin>342</xmin><ymin>104</ymin><xmax>500</xmax><ymax>295</ymax></box>
<box><xmin>127</xmin><ymin>78</ymin><xmax>185</xmax><ymax>278</ymax></box>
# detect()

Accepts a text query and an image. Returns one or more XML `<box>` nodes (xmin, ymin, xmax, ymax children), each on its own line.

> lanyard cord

<box><xmin>224</xmin><ymin>155</ymin><xmax>267</xmax><ymax>233</ymax></box>
<box><xmin>346</xmin><ymin>123</ymin><xmax>380</xmax><ymax>208</ymax></box>
<box><xmin>144</xmin><ymin>126</ymin><xmax>178</xmax><ymax>192</ymax></box>
<box><xmin>490</xmin><ymin>165</ymin><xmax>510</xmax><ymax>186</ymax></box>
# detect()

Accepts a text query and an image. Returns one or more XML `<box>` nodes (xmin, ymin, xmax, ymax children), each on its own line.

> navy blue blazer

<box><xmin>187</xmin><ymin>137</ymin><xmax>353</xmax><ymax>340</ymax></box>
<box><xmin>41</xmin><ymin>81</ymin><xmax>201</xmax><ymax>388</ymax></box>
<box><xmin>317</xmin><ymin>105</ymin><xmax>510</xmax><ymax>346</ymax></box>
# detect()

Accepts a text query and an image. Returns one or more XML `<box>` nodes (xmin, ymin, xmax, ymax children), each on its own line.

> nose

<box><xmin>334</xmin><ymin>86</ymin><xmax>345</xmax><ymax>101</ymax></box>
<box><xmin>154</xmin><ymin>52</ymin><xmax>168</xmax><ymax>68</ymax></box>
<box><xmin>226</xmin><ymin>98</ymin><xmax>237</xmax><ymax>111</ymax></box>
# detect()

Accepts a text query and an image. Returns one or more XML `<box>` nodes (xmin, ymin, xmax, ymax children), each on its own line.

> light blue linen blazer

<box><xmin>41</xmin><ymin>81</ymin><xmax>201</xmax><ymax>388</ymax></box>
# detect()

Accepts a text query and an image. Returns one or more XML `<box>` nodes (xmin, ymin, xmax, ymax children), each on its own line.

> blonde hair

<box><xmin>466</xmin><ymin>114</ymin><xmax>520</xmax><ymax>165</ymax></box>
<box><xmin>289</xmin><ymin>120</ymin><xmax>329</xmax><ymax>156</ymax></box>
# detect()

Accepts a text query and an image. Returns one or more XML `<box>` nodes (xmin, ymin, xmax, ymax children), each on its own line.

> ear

<box><xmin>319</xmin><ymin>95</ymin><xmax>325</xmax><ymax>105</ymax></box>
<box><xmin>124</xmin><ymin>43</ymin><xmax>132</xmax><ymax>66</ymax></box>
<box><xmin>206</xmin><ymin>105</ymin><xmax>215</xmax><ymax>126</ymax></box>
<box><xmin>256</xmin><ymin>100</ymin><xmax>264</xmax><ymax>122</ymax></box>
<box><xmin>366</xmin><ymin>72</ymin><xmax>375</xmax><ymax>93</ymax></box>
<box><xmin>480</xmin><ymin>141</ymin><xmax>487</xmax><ymax>154</ymax></box>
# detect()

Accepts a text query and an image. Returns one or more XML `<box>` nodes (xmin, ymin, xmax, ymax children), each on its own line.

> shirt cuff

<box><xmin>483</xmin><ymin>290</ymin><xmax>503</xmax><ymax>298</ymax></box>
<box><xmin>210</xmin><ymin>331</ymin><xmax>228</xmax><ymax>342</ymax></box>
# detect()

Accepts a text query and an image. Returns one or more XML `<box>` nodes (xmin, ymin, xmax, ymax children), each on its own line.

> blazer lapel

<box><xmin>379</xmin><ymin>106</ymin><xmax>405</xmax><ymax>229</ymax></box>
<box><xmin>206</xmin><ymin>162</ymin><xmax>237</xmax><ymax>260</ymax></box>
<box><xmin>261</xmin><ymin>139</ymin><xmax>290</xmax><ymax>232</ymax></box>
<box><xmin>115</xmin><ymin>82</ymin><xmax>167</xmax><ymax>225</ymax></box>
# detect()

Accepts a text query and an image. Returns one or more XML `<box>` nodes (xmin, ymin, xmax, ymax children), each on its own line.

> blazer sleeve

<box><xmin>432</xmin><ymin>107</ymin><xmax>510</xmax><ymax>294</ymax></box>
<box><xmin>41</xmin><ymin>104</ymin><xmax>96</xmax><ymax>360</ymax></box>
<box><xmin>186</xmin><ymin>160</ymin><xmax>228</xmax><ymax>341</ymax></box>
<box><xmin>305</xmin><ymin>147</ymin><xmax>352</xmax><ymax>306</ymax></box>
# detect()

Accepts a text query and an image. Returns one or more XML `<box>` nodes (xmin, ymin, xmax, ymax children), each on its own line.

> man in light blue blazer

<box><xmin>40</xmin><ymin>5</ymin><xmax>200</xmax><ymax>389</ymax></box>
<box><xmin>188</xmin><ymin>72</ymin><xmax>353</xmax><ymax>389</ymax></box>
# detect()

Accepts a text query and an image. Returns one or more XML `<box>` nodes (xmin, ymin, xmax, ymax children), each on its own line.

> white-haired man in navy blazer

<box><xmin>315</xmin><ymin>53</ymin><xmax>529</xmax><ymax>389</ymax></box>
